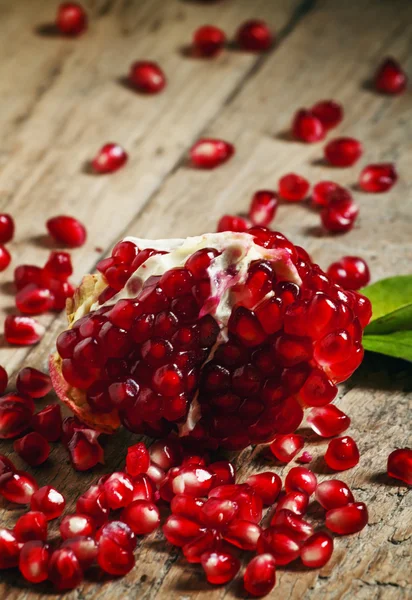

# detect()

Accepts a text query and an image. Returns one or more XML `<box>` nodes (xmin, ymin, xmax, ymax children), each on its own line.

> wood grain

<box><xmin>0</xmin><ymin>0</ymin><xmax>411</xmax><ymax>598</ymax></box>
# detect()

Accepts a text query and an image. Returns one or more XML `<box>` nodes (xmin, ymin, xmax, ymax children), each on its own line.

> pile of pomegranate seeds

<box><xmin>374</xmin><ymin>57</ymin><xmax>407</xmax><ymax>95</ymax></box>
<box><xmin>128</xmin><ymin>61</ymin><xmax>166</xmax><ymax>94</ymax></box>
<box><xmin>236</xmin><ymin>20</ymin><xmax>273</xmax><ymax>52</ymax></box>
<box><xmin>92</xmin><ymin>143</ymin><xmax>128</xmax><ymax>174</ymax></box>
<box><xmin>193</xmin><ymin>25</ymin><xmax>226</xmax><ymax>57</ymax></box>
<box><xmin>327</xmin><ymin>256</ymin><xmax>370</xmax><ymax>291</ymax></box>
<box><xmin>56</xmin><ymin>2</ymin><xmax>87</xmax><ymax>36</ymax></box>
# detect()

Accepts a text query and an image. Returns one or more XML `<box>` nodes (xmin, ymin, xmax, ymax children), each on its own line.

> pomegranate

<box><xmin>49</xmin><ymin>232</ymin><xmax>369</xmax><ymax>451</ymax></box>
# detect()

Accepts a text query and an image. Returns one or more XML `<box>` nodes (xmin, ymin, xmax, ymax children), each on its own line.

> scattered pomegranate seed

<box><xmin>285</xmin><ymin>467</ymin><xmax>317</xmax><ymax>496</ymax></box>
<box><xmin>68</xmin><ymin>429</ymin><xmax>104</xmax><ymax>471</ymax></box>
<box><xmin>60</xmin><ymin>514</ymin><xmax>95</xmax><ymax>539</ymax></box>
<box><xmin>0</xmin><ymin>470</ymin><xmax>38</xmax><ymax>504</ymax></box>
<box><xmin>201</xmin><ymin>550</ymin><xmax>240</xmax><ymax>584</ymax></box>
<box><xmin>76</xmin><ymin>485</ymin><xmax>109</xmax><ymax>526</ymax></box>
<box><xmin>292</xmin><ymin>109</ymin><xmax>325</xmax><ymax>143</ymax></box>
<box><xmin>97</xmin><ymin>522</ymin><xmax>136</xmax><ymax>575</ymax></box>
<box><xmin>92</xmin><ymin>143</ymin><xmax>128</xmax><ymax>174</ymax></box>
<box><xmin>48</xmin><ymin>547</ymin><xmax>83</xmax><ymax>590</ymax></box>
<box><xmin>172</xmin><ymin>466</ymin><xmax>215</xmax><ymax>496</ymax></box>
<box><xmin>315</xmin><ymin>479</ymin><xmax>354</xmax><ymax>510</ymax></box>
<box><xmin>14</xmin><ymin>432</ymin><xmax>50</xmax><ymax>466</ymax></box>
<box><xmin>0</xmin><ymin>528</ymin><xmax>22</xmax><ymax>568</ymax></box>
<box><xmin>374</xmin><ymin>57</ymin><xmax>407</xmax><ymax>95</ymax></box>
<box><xmin>298</xmin><ymin>451</ymin><xmax>313</xmax><ymax>464</ymax></box>
<box><xmin>248</xmin><ymin>190</ymin><xmax>278</xmax><ymax>226</ymax></box>
<box><xmin>359</xmin><ymin>163</ymin><xmax>398</xmax><ymax>193</ymax></box>
<box><xmin>279</xmin><ymin>173</ymin><xmax>310</xmax><ymax>202</ymax></box>
<box><xmin>0</xmin><ymin>246</ymin><xmax>11</xmax><ymax>272</ymax></box>
<box><xmin>46</xmin><ymin>215</ymin><xmax>87</xmax><ymax>248</ymax></box>
<box><xmin>126</xmin><ymin>442</ymin><xmax>150</xmax><ymax>476</ymax></box>
<box><xmin>56</xmin><ymin>2</ymin><xmax>87</xmax><ymax>36</ymax></box>
<box><xmin>270</xmin><ymin>433</ymin><xmax>304</xmax><ymax>463</ymax></box>
<box><xmin>61</xmin><ymin>536</ymin><xmax>98</xmax><ymax>569</ymax></box>
<box><xmin>271</xmin><ymin>508</ymin><xmax>314</xmax><ymax>541</ymax></box>
<box><xmin>32</xmin><ymin>404</ymin><xmax>62</xmax><ymax>441</ymax></box>
<box><xmin>244</xmin><ymin>553</ymin><xmax>276</xmax><ymax>597</ymax></box>
<box><xmin>44</xmin><ymin>251</ymin><xmax>73</xmax><ymax>281</ymax></box>
<box><xmin>0</xmin><ymin>453</ymin><xmax>15</xmax><ymax>476</ymax></box>
<box><xmin>16</xmin><ymin>368</ymin><xmax>52</xmax><ymax>398</ymax></box>
<box><xmin>311</xmin><ymin>100</ymin><xmax>343</xmax><ymax>130</ymax></box>
<box><xmin>326</xmin><ymin>502</ymin><xmax>368</xmax><ymax>535</ymax></box>
<box><xmin>257</xmin><ymin>526</ymin><xmax>301</xmax><ymax>565</ymax></box>
<box><xmin>103</xmin><ymin>472</ymin><xmax>134</xmax><ymax>509</ymax></box>
<box><xmin>14</xmin><ymin>265</ymin><xmax>44</xmax><ymax>291</ymax></box>
<box><xmin>311</xmin><ymin>181</ymin><xmax>342</xmax><ymax>208</ymax></box>
<box><xmin>307</xmin><ymin>405</ymin><xmax>351</xmax><ymax>438</ymax></box>
<box><xmin>325</xmin><ymin>436</ymin><xmax>360</xmax><ymax>471</ymax></box>
<box><xmin>299</xmin><ymin>368</ymin><xmax>338</xmax><ymax>407</ymax></box>
<box><xmin>163</xmin><ymin>515</ymin><xmax>205</xmax><ymax>547</ymax></box>
<box><xmin>183</xmin><ymin>530</ymin><xmax>220</xmax><ymax>564</ymax></box>
<box><xmin>14</xmin><ymin>511</ymin><xmax>48</xmax><ymax>543</ymax></box>
<box><xmin>15</xmin><ymin>284</ymin><xmax>54</xmax><ymax>315</ymax></box>
<box><xmin>321</xmin><ymin>190</ymin><xmax>359</xmax><ymax>233</ymax></box>
<box><xmin>19</xmin><ymin>540</ymin><xmax>50</xmax><ymax>583</ymax></box>
<box><xmin>275</xmin><ymin>491</ymin><xmax>309</xmax><ymax>516</ymax></box>
<box><xmin>217</xmin><ymin>214</ymin><xmax>249</xmax><ymax>232</ymax></box>
<box><xmin>122</xmin><ymin>500</ymin><xmax>160</xmax><ymax>535</ymax></box>
<box><xmin>327</xmin><ymin>256</ymin><xmax>370</xmax><ymax>290</ymax></box>
<box><xmin>0</xmin><ymin>366</ymin><xmax>8</xmax><ymax>394</ymax></box>
<box><xmin>193</xmin><ymin>25</ymin><xmax>226</xmax><ymax>57</ymax></box>
<box><xmin>246</xmin><ymin>472</ymin><xmax>282</xmax><ymax>505</ymax></box>
<box><xmin>324</xmin><ymin>137</ymin><xmax>363</xmax><ymax>167</ymax></box>
<box><xmin>236</xmin><ymin>19</ymin><xmax>272</xmax><ymax>52</ymax></box>
<box><xmin>387</xmin><ymin>448</ymin><xmax>412</xmax><ymax>485</ymax></box>
<box><xmin>0</xmin><ymin>396</ymin><xmax>33</xmax><ymax>440</ymax></box>
<box><xmin>209</xmin><ymin>460</ymin><xmax>236</xmax><ymax>487</ymax></box>
<box><xmin>128</xmin><ymin>61</ymin><xmax>166</xmax><ymax>94</ymax></box>
<box><xmin>190</xmin><ymin>138</ymin><xmax>234</xmax><ymax>169</ymax></box>
<box><xmin>301</xmin><ymin>532</ymin><xmax>334</xmax><ymax>568</ymax></box>
<box><xmin>0</xmin><ymin>214</ymin><xmax>14</xmax><ymax>244</ymax></box>
<box><xmin>31</xmin><ymin>486</ymin><xmax>66</xmax><ymax>520</ymax></box>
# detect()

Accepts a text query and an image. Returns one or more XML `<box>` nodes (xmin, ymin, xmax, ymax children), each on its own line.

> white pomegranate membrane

<box><xmin>51</xmin><ymin>228</ymin><xmax>371</xmax><ymax>449</ymax></box>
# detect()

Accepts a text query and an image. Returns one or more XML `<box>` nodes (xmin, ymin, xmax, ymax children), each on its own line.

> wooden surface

<box><xmin>0</xmin><ymin>0</ymin><xmax>411</xmax><ymax>598</ymax></box>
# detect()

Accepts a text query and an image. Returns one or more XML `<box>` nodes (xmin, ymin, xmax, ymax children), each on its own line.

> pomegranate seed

<box><xmin>150</xmin><ymin>438</ymin><xmax>182</xmax><ymax>470</ymax></box>
<box><xmin>131</xmin><ymin>473</ymin><xmax>157</xmax><ymax>503</ymax></box>
<box><xmin>275</xmin><ymin>491</ymin><xmax>309</xmax><ymax>515</ymax></box>
<box><xmin>217</xmin><ymin>214</ymin><xmax>249</xmax><ymax>232</ymax></box>
<box><xmin>299</xmin><ymin>368</ymin><xmax>338</xmax><ymax>407</ymax></box>
<box><xmin>128</xmin><ymin>61</ymin><xmax>166</xmax><ymax>93</ymax></box>
<box><xmin>0</xmin><ymin>214</ymin><xmax>14</xmax><ymax>243</ymax></box>
<box><xmin>103</xmin><ymin>472</ymin><xmax>134</xmax><ymax>509</ymax></box>
<box><xmin>324</xmin><ymin>137</ymin><xmax>363</xmax><ymax>167</ymax></box>
<box><xmin>56</xmin><ymin>2</ymin><xmax>87</xmax><ymax>36</ymax></box>
<box><xmin>48</xmin><ymin>548</ymin><xmax>83</xmax><ymax>590</ymax></box>
<box><xmin>298</xmin><ymin>451</ymin><xmax>313</xmax><ymax>464</ymax></box>
<box><xmin>374</xmin><ymin>57</ymin><xmax>407</xmax><ymax>94</ymax></box>
<box><xmin>15</xmin><ymin>284</ymin><xmax>54</xmax><ymax>315</ymax></box>
<box><xmin>200</xmin><ymin>497</ymin><xmax>238</xmax><ymax>529</ymax></box>
<box><xmin>326</xmin><ymin>502</ymin><xmax>368</xmax><ymax>535</ymax></box>
<box><xmin>359</xmin><ymin>163</ymin><xmax>398</xmax><ymax>193</ymax></box>
<box><xmin>271</xmin><ymin>509</ymin><xmax>314</xmax><ymax>541</ymax></box>
<box><xmin>96</xmin><ymin>520</ymin><xmax>136</xmax><ymax>551</ymax></box>
<box><xmin>46</xmin><ymin>215</ymin><xmax>87</xmax><ymax>247</ymax></box>
<box><xmin>270</xmin><ymin>434</ymin><xmax>304</xmax><ymax>463</ymax></box>
<box><xmin>248</xmin><ymin>190</ymin><xmax>278</xmax><ymax>226</ymax></box>
<box><xmin>231</xmin><ymin>486</ymin><xmax>263</xmax><ymax>523</ymax></box>
<box><xmin>98</xmin><ymin>536</ymin><xmax>135</xmax><ymax>575</ymax></box>
<box><xmin>301</xmin><ymin>532</ymin><xmax>334</xmax><ymax>568</ymax></box>
<box><xmin>190</xmin><ymin>138</ymin><xmax>234</xmax><ymax>169</ymax></box>
<box><xmin>121</xmin><ymin>500</ymin><xmax>160</xmax><ymax>535</ymax></box>
<box><xmin>31</xmin><ymin>486</ymin><xmax>65</xmax><ymax>520</ymax></box>
<box><xmin>236</xmin><ymin>19</ymin><xmax>272</xmax><ymax>52</ymax></box>
<box><xmin>0</xmin><ymin>398</ymin><xmax>32</xmax><ymax>439</ymax></box>
<box><xmin>44</xmin><ymin>251</ymin><xmax>73</xmax><ymax>281</ymax></box>
<box><xmin>307</xmin><ymin>405</ymin><xmax>351</xmax><ymax>437</ymax></box>
<box><xmin>60</xmin><ymin>514</ymin><xmax>95</xmax><ymax>539</ymax></box>
<box><xmin>244</xmin><ymin>554</ymin><xmax>276</xmax><ymax>597</ymax></box>
<box><xmin>0</xmin><ymin>246</ymin><xmax>11</xmax><ymax>272</ymax></box>
<box><xmin>316</xmin><ymin>479</ymin><xmax>354</xmax><ymax>510</ymax></box>
<box><xmin>32</xmin><ymin>404</ymin><xmax>62</xmax><ymax>441</ymax></box>
<box><xmin>14</xmin><ymin>432</ymin><xmax>50</xmax><ymax>466</ymax></box>
<box><xmin>0</xmin><ymin>366</ymin><xmax>7</xmax><ymax>394</ymax></box>
<box><xmin>245</xmin><ymin>472</ymin><xmax>282</xmax><ymax>505</ymax></box>
<box><xmin>172</xmin><ymin>467</ymin><xmax>215</xmax><ymax>496</ymax></box>
<box><xmin>257</xmin><ymin>526</ymin><xmax>301</xmax><ymax>565</ymax></box>
<box><xmin>311</xmin><ymin>100</ymin><xmax>343</xmax><ymax>130</ymax></box>
<box><xmin>292</xmin><ymin>109</ymin><xmax>325</xmax><ymax>142</ymax></box>
<box><xmin>92</xmin><ymin>143</ymin><xmax>128</xmax><ymax>174</ymax></box>
<box><xmin>279</xmin><ymin>173</ymin><xmax>310</xmax><ymax>202</ymax></box>
<box><xmin>14</xmin><ymin>265</ymin><xmax>44</xmax><ymax>291</ymax></box>
<box><xmin>285</xmin><ymin>467</ymin><xmax>317</xmax><ymax>496</ymax></box>
<box><xmin>0</xmin><ymin>470</ymin><xmax>38</xmax><ymax>504</ymax></box>
<box><xmin>61</xmin><ymin>536</ymin><xmax>98</xmax><ymax>569</ymax></box>
<box><xmin>387</xmin><ymin>448</ymin><xmax>412</xmax><ymax>485</ymax></box>
<box><xmin>311</xmin><ymin>181</ymin><xmax>342</xmax><ymax>208</ymax></box>
<box><xmin>325</xmin><ymin>436</ymin><xmax>360</xmax><ymax>471</ymax></box>
<box><xmin>171</xmin><ymin>494</ymin><xmax>205</xmax><ymax>522</ymax></box>
<box><xmin>183</xmin><ymin>530</ymin><xmax>220</xmax><ymax>564</ymax></box>
<box><xmin>19</xmin><ymin>540</ymin><xmax>49</xmax><ymax>583</ymax></box>
<box><xmin>193</xmin><ymin>25</ymin><xmax>226</xmax><ymax>57</ymax></box>
<box><xmin>321</xmin><ymin>191</ymin><xmax>359</xmax><ymax>233</ymax></box>
<box><xmin>208</xmin><ymin>460</ymin><xmax>236</xmax><ymax>486</ymax></box>
<box><xmin>163</xmin><ymin>515</ymin><xmax>205</xmax><ymax>547</ymax></box>
<box><xmin>16</xmin><ymin>367</ymin><xmax>52</xmax><ymax>398</ymax></box>
<box><xmin>126</xmin><ymin>442</ymin><xmax>150</xmax><ymax>476</ymax></box>
<box><xmin>146</xmin><ymin>463</ymin><xmax>166</xmax><ymax>486</ymax></box>
<box><xmin>223</xmin><ymin>519</ymin><xmax>262</xmax><ymax>551</ymax></box>
<box><xmin>327</xmin><ymin>256</ymin><xmax>370</xmax><ymax>290</ymax></box>
<box><xmin>68</xmin><ymin>429</ymin><xmax>104</xmax><ymax>471</ymax></box>
<box><xmin>201</xmin><ymin>550</ymin><xmax>240</xmax><ymax>584</ymax></box>
<box><xmin>14</xmin><ymin>511</ymin><xmax>48</xmax><ymax>542</ymax></box>
<box><xmin>0</xmin><ymin>528</ymin><xmax>22</xmax><ymax>568</ymax></box>
<box><xmin>76</xmin><ymin>485</ymin><xmax>109</xmax><ymax>526</ymax></box>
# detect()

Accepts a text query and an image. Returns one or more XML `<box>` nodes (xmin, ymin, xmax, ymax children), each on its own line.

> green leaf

<box><xmin>362</xmin><ymin>331</ymin><xmax>412</xmax><ymax>363</ymax></box>
<box><xmin>361</xmin><ymin>275</ymin><xmax>412</xmax><ymax>335</ymax></box>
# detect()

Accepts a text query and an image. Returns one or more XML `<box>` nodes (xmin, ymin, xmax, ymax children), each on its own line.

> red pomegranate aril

<box><xmin>190</xmin><ymin>138</ymin><xmax>234</xmax><ymax>169</ymax></box>
<box><xmin>183</xmin><ymin>530</ymin><xmax>220</xmax><ymax>564</ymax></box>
<box><xmin>96</xmin><ymin>520</ymin><xmax>136</xmax><ymax>552</ymax></box>
<box><xmin>98</xmin><ymin>536</ymin><xmax>135</xmax><ymax>575</ymax></box>
<box><xmin>0</xmin><ymin>400</ymin><xmax>33</xmax><ymax>440</ymax></box>
<box><xmin>61</xmin><ymin>536</ymin><xmax>98</xmax><ymax>570</ymax></box>
<box><xmin>312</xmin><ymin>181</ymin><xmax>342</xmax><ymax>208</ymax></box>
<box><xmin>223</xmin><ymin>519</ymin><xmax>261</xmax><ymax>551</ymax></box>
<box><xmin>128</xmin><ymin>61</ymin><xmax>166</xmax><ymax>93</ymax></box>
<box><xmin>298</xmin><ymin>451</ymin><xmax>313</xmax><ymax>464</ymax></box>
<box><xmin>279</xmin><ymin>173</ymin><xmax>310</xmax><ymax>202</ymax></box>
<box><xmin>276</xmin><ymin>491</ymin><xmax>309</xmax><ymax>516</ymax></box>
<box><xmin>324</xmin><ymin>137</ymin><xmax>363</xmax><ymax>167</ymax></box>
<box><xmin>60</xmin><ymin>514</ymin><xmax>95</xmax><ymax>540</ymax></box>
<box><xmin>359</xmin><ymin>163</ymin><xmax>398</xmax><ymax>193</ymax></box>
<box><xmin>217</xmin><ymin>214</ymin><xmax>249</xmax><ymax>233</ymax></box>
<box><xmin>48</xmin><ymin>548</ymin><xmax>83</xmax><ymax>590</ymax></box>
<box><xmin>19</xmin><ymin>540</ymin><xmax>49</xmax><ymax>583</ymax></box>
<box><xmin>76</xmin><ymin>485</ymin><xmax>109</xmax><ymax>526</ymax></box>
<box><xmin>0</xmin><ymin>214</ymin><xmax>14</xmax><ymax>244</ymax></box>
<box><xmin>92</xmin><ymin>143</ymin><xmax>128</xmax><ymax>174</ymax></box>
<box><xmin>46</xmin><ymin>215</ymin><xmax>87</xmax><ymax>248</ymax></box>
<box><xmin>387</xmin><ymin>448</ymin><xmax>412</xmax><ymax>485</ymax></box>
<box><xmin>0</xmin><ymin>246</ymin><xmax>11</xmax><ymax>272</ymax></box>
<box><xmin>44</xmin><ymin>251</ymin><xmax>73</xmax><ymax>281</ymax></box>
<box><xmin>68</xmin><ymin>429</ymin><xmax>104</xmax><ymax>471</ymax></box>
<box><xmin>14</xmin><ymin>265</ymin><xmax>44</xmax><ymax>291</ymax></box>
<box><xmin>327</xmin><ymin>256</ymin><xmax>370</xmax><ymax>290</ymax></box>
<box><xmin>232</xmin><ymin>486</ymin><xmax>263</xmax><ymax>523</ymax></box>
<box><xmin>248</xmin><ymin>190</ymin><xmax>278</xmax><ymax>226</ymax></box>
<box><xmin>200</xmin><ymin>497</ymin><xmax>238</xmax><ymax>529</ymax></box>
<box><xmin>15</xmin><ymin>284</ymin><xmax>54</xmax><ymax>315</ymax></box>
<box><xmin>0</xmin><ymin>471</ymin><xmax>38</xmax><ymax>504</ymax></box>
<box><xmin>374</xmin><ymin>57</ymin><xmax>407</xmax><ymax>95</ymax></box>
<box><xmin>285</xmin><ymin>467</ymin><xmax>317</xmax><ymax>496</ymax></box>
<box><xmin>257</xmin><ymin>526</ymin><xmax>301</xmax><ymax>565</ymax></box>
<box><xmin>321</xmin><ymin>193</ymin><xmax>359</xmax><ymax>233</ymax></box>
<box><xmin>193</xmin><ymin>25</ymin><xmax>226</xmax><ymax>57</ymax></box>
<box><xmin>236</xmin><ymin>19</ymin><xmax>272</xmax><ymax>52</ymax></box>
<box><xmin>103</xmin><ymin>472</ymin><xmax>134</xmax><ymax>509</ymax></box>
<box><xmin>14</xmin><ymin>511</ymin><xmax>48</xmax><ymax>542</ymax></box>
<box><xmin>201</xmin><ymin>550</ymin><xmax>240</xmax><ymax>585</ymax></box>
<box><xmin>126</xmin><ymin>442</ymin><xmax>150</xmax><ymax>476</ymax></box>
<box><xmin>16</xmin><ymin>367</ymin><xmax>52</xmax><ymax>398</ymax></box>
<box><xmin>307</xmin><ymin>405</ymin><xmax>351</xmax><ymax>437</ymax></box>
<box><xmin>244</xmin><ymin>554</ymin><xmax>276</xmax><ymax>597</ymax></box>
<box><xmin>163</xmin><ymin>515</ymin><xmax>205</xmax><ymax>547</ymax></box>
<box><xmin>14</xmin><ymin>432</ymin><xmax>50</xmax><ymax>466</ymax></box>
<box><xmin>312</xmin><ymin>100</ymin><xmax>343</xmax><ymax>130</ymax></box>
<box><xmin>172</xmin><ymin>466</ymin><xmax>215</xmax><ymax>497</ymax></box>
<box><xmin>0</xmin><ymin>453</ymin><xmax>15</xmax><ymax>476</ymax></box>
<box><xmin>270</xmin><ymin>433</ymin><xmax>304</xmax><ymax>463</ymax></box>
<box><xmin>146</xmin><ymin>463</ymin><xmax>166</xmax><ymax>486</ymax></box>
<box><xmin>299</xmin><ymin>368</ymin><xmax>338</xmax><ymax>407</ymax></box>
<box><xmin>246</xmin><ymin>472</ymin><xmax>282</xmax><ymax>505</ymax></box>
<box><xmin>301</xmin><ymin>532</ymin><xmax>334</xmax><ymax>568</ymax></box>
<box><xmin>0</xmin><ymin>366</ymin><xmax>7</xmax><ymax>395</ymax></box>
<box><xmin>30</xmin><ymin>486</ymin><xmax>65</xmax><ymax>520</ymax></box>
<box><xmin>108</xmin><ymin>378</ymin><xmax>139</xmax><ymax>409</ymax></box>
<box><xmin>315</xmin><ymin>329</ymin><xmax>353</xmax><ymax>366</ymax></box>
<box><xmin>56</xmin><ymin>2</ymin><xmax>87</xmax><ymax>36</ymax></box>
<box><xmin>271</xmin><ymin>509</ymin><xmax>314</xmax><ymax>542</ymax></box>
<box><xmin>122</xmin><ymin>500</ymin><xmax>160</xmax><ymax>535</ymax></box>
<box><xmin>0</xmin><ymin>528</ymin><xmax>22</xmax><ymax>569</ymax></box>
<box><xmin>32</xmin><ymin>404</ymin><xmax>62</xmax><ymax>442</ymax></box>
<box><xmin>324</xmin><ymin>436</ymin><xmax>360</xmax><ymax>471</ymax></box>
<box><xmin>315</xmin><ymin>479</ymin><xmax>354</xmax><ymax>510</ymax></box>
<box><xmin>326</xmin><ymin>502</ymin><xmax>368</xmax><ymax>535</ymax></box>
<box><xmin>292</xmin><ymin>109</ymin><xmax>325</xmax><ymax>143</ymax></box>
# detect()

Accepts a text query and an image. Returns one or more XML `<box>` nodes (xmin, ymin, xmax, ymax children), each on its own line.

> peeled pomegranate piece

<box><xmin>50</xmin><ymin>231</ymin><xmax>369</xmax><ymax>449</ymax></box>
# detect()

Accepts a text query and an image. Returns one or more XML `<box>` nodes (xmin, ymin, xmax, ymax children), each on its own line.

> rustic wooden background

<box><xmin>0</xmin><ymin>0</ymin><xmax>411</xmax><ymax>598</ymax></box>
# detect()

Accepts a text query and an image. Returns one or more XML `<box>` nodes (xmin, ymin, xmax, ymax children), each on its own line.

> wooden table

<box><xmin>1</xmin><ymin>0</ymin><xmax>411</xmax><ymax>598</ymax></box>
